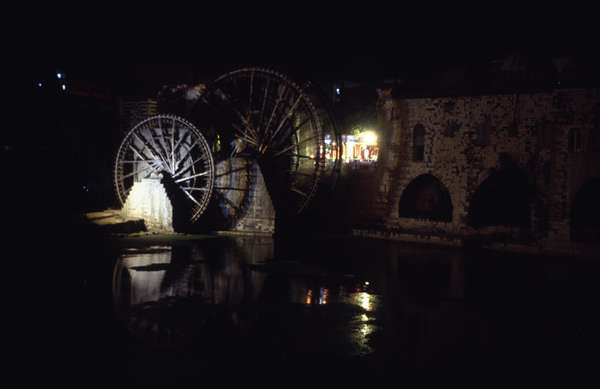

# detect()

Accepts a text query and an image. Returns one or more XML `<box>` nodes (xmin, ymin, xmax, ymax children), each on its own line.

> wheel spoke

<box><xmin>146</xmin><ymin>123</ymin><xmax>172</xmax><ymax>171</ymax></box>
<box><xmin>264</xmin><ymin>85</ymin><xmax>287</xmax><ymax>135</ymax></box>
<box><xmin>272</xmin><ymin>116</ymin><xmax>311</xmax><ymax>149</ymax></box>
<box><xmin>268</xmin><ymin>94</ymin><xmax>303</xmax><ymax>145</ymax></box>
<box><xmin>120</xmin><ymin>164</ymin><xmax>155</xmax><ymax>180</ymax></box>
<box><xmin>273</xmin><ymin>134</ymin><xmax>320</xmax><ymax>157</ymax></box>
<box><xmin>291</xmin><ymin>187</ymin><xmax>308</xmax><ymax>197</ymax></box>
<box><xmin>248</xmin><ymin>70</ymin><xmax>254</xmax><ymax>117</ymax></box>
<box><xmin>231</xmin><ymin>123</ymin><xmax>258</xmax><ymax>145</ymax></box>
<box><xmin>172</xmin><ymin>129</ymin><xmax>191</xmax><ymax>157</ymax></box>
<box><xmin>173</xmin><ymin>155</ymin><xmax>209</xmax><ymax>178</ymax></box>
<box><xmin>171</xmin><ymin>118</ymin><xmax>176</xmax><ymax>172</ymax></box>
<box><xmin>129</xmin><ymin>135</ymin><xmax>155</xmax><ymax>161</ymax></box>
<box><xmin>175</xmin><ymin>171</ymin><xmax>210</xmax><ymax>183</ymax></box>
<box><xmin>213</xmin><ymin>88</ymin><xmax>257</xmax><ymax>139</ymax></box>
<box><xmin>149</xmin><ymin>121</ymin><xmax>172</xmax><ymax>165</ymax></box>
<box><xmin>133</xmin><ymin>131</ymin><xmax>168</xmax><ymax>168</ymax></box>
<box><xmin>259</xmin><ymin>77</ymin><xmax>270</xmax><ymax>130</ymax></box>
<box><xmin>129</xmin><ymin>144</ymin><xmax>158</xmax><ymax>165</ymax></box>
<box><xmin>173</xmin><ymin>136</ymin><xmax>202</xmax><ymax>171</ymax></box>
<box><xmin>181</xmin><ymin>188</ymin><xmax>202</xmax><ymax>207</ymax></box>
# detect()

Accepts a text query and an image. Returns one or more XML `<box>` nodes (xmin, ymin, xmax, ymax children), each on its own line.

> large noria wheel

<box><xmin>200</xmin><ymin>68</ymin><xmax>339</xmax><ymax>215</ymax></box>
<box><xmin>114</xmin><ymin>115</ymin><xmax>215</xmax><ymax>222</ymax></box>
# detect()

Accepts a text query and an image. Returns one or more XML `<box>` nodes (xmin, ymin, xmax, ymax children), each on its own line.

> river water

<box><xmin>49</xmin><ymin>235</ymin><xmax>600</xmax><ymax>384</ymax></box>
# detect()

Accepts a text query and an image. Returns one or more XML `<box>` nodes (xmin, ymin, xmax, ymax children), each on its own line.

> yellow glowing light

<box><xmin>359</xmin><ymin>131</ymin><xmax>378</xmax><ymax>146</ymax></box>
<box><xmin>305</xmin><ymin>289</ymin><xmax>313</xmax><ymax>305</ymax></box>
<box><xmin>361</xmin><ymin>314</ymin><xmax>369</xmax><ymax>322</ymax></box>
<box><xmin>360</xmin><ymin>324</ymin><xmax>372</xmax><ymax>336</ymax></box>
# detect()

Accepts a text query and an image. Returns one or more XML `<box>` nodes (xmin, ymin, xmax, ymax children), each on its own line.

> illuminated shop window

<box><xmin>325</xmin><ymin>130</ymin><xmax>379</xmax><ymax>164</ymax></box>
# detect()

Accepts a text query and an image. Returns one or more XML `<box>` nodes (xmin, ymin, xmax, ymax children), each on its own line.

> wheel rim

<box><xmin>200</xmin><ymin>68</ymin><xmax>328</xmax><ymax>214</ymax></box>
<box><xmin>114</xmin><ymin>114</ymin><xmax>215</xmax><ymax>222</ymax></box>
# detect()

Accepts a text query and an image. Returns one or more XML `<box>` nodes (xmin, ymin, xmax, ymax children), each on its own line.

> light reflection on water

<box><xmin>104</xmin><ymin>235</ymin><xmax>600</xmax><ymax>376</ymax></box>
<box><xmin>350</xmin><ymin>292</ymin><xmax>378</xmax><ymax>353</ymax></box>
<box><xmin>355</xmin><ymin>292</ymin><xmax>374</xmax><ymax>311</ymax></box>
<box><xmin>112</xmin><ymin>237</ymin><xmax>382</xmax><ymax>356</ymax></box>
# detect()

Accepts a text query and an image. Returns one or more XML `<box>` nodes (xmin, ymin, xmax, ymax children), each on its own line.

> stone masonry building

<box><xmin>354</xmin><ymin>87</ymin><xmax>600</xmax><ymax>256</ymax></box>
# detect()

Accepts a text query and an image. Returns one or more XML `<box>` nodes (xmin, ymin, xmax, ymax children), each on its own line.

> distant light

<box><xmin>305</xmin><ymin>289</ymin><xmax>312</xmax><ymax>305</ymax></box>
<box><xmin>359</xmin><ymin>131</ymin><xmax>378</xmax><ymax>146</ymax></box>
<box><xmin>57</xmin><ymin>72</ymin><xmax>62</xmax><ymax>79</ymax></box>
<box><xmin>364</xmin><ymin>281</ymin><xmax>370</xmax><ymax>286</ymax></box>
<box><xmin>335</xmin><ymin>87</ymin><xmax>341</xmax><ymax>95</ymax></box>
<box><xmin>318</xmin><ymin>287</ymin><xmax>328</xmax><ymax>305</ymax></box>
<box><xmin>38</xmin><ymin>82</ymin><xmax>42</xmax><ymax>87</ymax></box>
<box><xmin>61</xmin><ymin>84</ymin><xmax>66</xmax><ymax>91</ymax></box>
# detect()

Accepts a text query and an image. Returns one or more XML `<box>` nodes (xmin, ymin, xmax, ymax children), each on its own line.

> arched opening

<box><xmin>468</xmin><ymin>168</ymin><xmax>531</xmax><ymax>228</ymax></box>
<box><xmin>571</xmin><ymin>178</ymin><xmax>600</xmax><ymax>243</ymax></box>
<box><xmin>399</xmin><ymin>174</ymin><xmax>453</xmax><ymax>221</ymax></box>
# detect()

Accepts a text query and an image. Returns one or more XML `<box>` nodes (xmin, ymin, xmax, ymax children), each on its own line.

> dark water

<box><xmin>27</xmin><ymin>235</ymin><xmax>600</xmax><ymax>385</ymax></box>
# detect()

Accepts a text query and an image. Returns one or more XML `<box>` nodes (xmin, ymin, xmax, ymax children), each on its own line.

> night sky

<box><xmin>24</xmin><ymin>17</ymin><xmax>598</xmax><ymax>97</ymax></box>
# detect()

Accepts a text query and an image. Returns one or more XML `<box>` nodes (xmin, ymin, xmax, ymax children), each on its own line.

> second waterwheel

<box><xmin>198</xmin><ymin>68</ymin><xmax>338</xmax><ymax>217</ymax></box>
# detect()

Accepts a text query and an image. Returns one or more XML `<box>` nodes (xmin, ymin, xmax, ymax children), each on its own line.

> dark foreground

<box><xmin>11</xmin><ymin>229</ymin><xmax>600</xmax><ymax>386</ymax></box>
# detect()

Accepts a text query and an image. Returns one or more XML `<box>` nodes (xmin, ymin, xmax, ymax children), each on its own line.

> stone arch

<box><xmin>398</xmin><ymin>174</ymin><xmax>453</xmax><ymax>221</ymax></box>
<box><xmin>571</xmin><ymin>178</ymin><xmax>600</xmax><ymax>243</ymax></box>
<box><xmin>468</xmin><ymin>167</ymin><xmax>532</xmax><ymax>228</ymax></box>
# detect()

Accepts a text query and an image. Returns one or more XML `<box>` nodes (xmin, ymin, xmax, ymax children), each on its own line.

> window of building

<box><xmin>543</xmin><ymin>161</ymin><xmax>551</xmax><ymax>187</ymax></box>
<box><xmin>413</xmin><ymin>124</ymin><xmax>425</xmax><ymax>161</ymax></box>
<box><xmin>552</xmin><ymin>95</ymin><xmax>561</xmax><ymax>109</ymax></box>
<box><xmin>443</xmin><ymin>119</ymin><xmax>461</xmax><ymax>137</ymax></box>
<box><xmin>568</xmin><ymin>128</ymin><xmax>582</xmax><ymax>152</ymax></box>
<box><xmin>475</xmin><ymin>115</ymin><xmax>492</xmax><ymax>146</ymax></box>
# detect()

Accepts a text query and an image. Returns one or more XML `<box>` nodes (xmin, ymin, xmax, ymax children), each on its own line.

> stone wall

<box><xmin>230</xmin><ymin>162</ymin><xmax>275</xmax><ymax>234</ymax></box>
<box><xmin>118</xmin><ymin>98</ymin><xmax>158</xmax><ymax>133</ymax></box>
<box><xmin>355</xmin><ymin>88</ymin><xmax>600</xmax><ymax>253</ymax></box>
<box><xmin>213</xmin><ymin>158</ymin><xmax>275</xmax><ymax>235</ymax></box>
